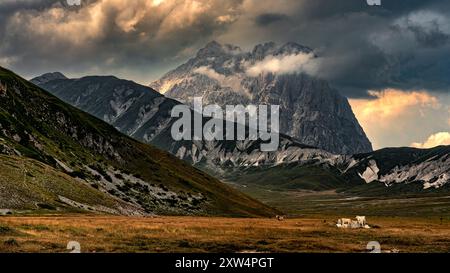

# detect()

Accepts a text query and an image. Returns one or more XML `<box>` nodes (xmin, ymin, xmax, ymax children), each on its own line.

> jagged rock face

<box><xmin>342</xmin><ymin>146</ymin><xmax>450</xmax><ymax>190</ymax></box>
<box><xmin>150</xmin><ymin>41</ymin><xmax>373</xmax><ymax>155</ymax></box>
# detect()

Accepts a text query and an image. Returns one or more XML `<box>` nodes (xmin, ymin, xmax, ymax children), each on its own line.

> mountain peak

<box><xmin>205</xmin><ymin>40</ymin><xmax>222</xmax><ymax>48</ymax></box>
<box><xmin>196</xmin><ymin>41</ymin><xmax>225</xmax><ymax>57</ymax></box>
<box><xmin>251</xmin><ymin>42</ymin><xmax>277</xmax><ymax>58</ymax></box>
<box><xmin>278</xmin><ymin>42</ymin><xmax>313</xmax><ymax>54</ymax></box>
<box><xmin>30</xmin><ymin>72</ymin><xmax>68</xmax><ymax>85</ymax></box>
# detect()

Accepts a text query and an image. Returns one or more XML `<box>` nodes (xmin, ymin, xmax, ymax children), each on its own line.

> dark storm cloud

<box><xmin>1</xmin><ymin>0</ymin><xmax>450</xmax><ymax>96</ymax></box>
<box><xmin>255</xmin><ymin>13</ymin><xmax>289</xmax><ymax>26</ymax></box>
<box><xmin>0</xmin><ymin>0</ymin><xmax>53</xmax><ymax>23</ymax></box>
<box><xmin>252</xmin><ymin>0</ymin><xmax>450</xmax><ymax>97</ymax></box>
<box><xmin>407</xmin><ymin>23</ymin><xmax>450</xmax><ymax>48</ymax></box>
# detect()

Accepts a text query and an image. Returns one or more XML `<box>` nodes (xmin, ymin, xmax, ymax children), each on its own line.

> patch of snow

<box><xmin>358</xmin><ymin>160</ymin><xmax>379</xmax><ymax>183</ymax></box>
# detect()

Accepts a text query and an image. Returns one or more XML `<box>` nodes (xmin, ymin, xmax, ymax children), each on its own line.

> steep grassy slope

<box><xmin>0</xmin><ymin>67</ymin><xmax>278</xmax><ymax>217</ymax></box>
<box><xmin>0</xmin><ymin>155</ymin><xmax>136</xmax><ymax>214</ymax></box>
<box><xmin>224</xmin><ymin>164</ymin><xmax>348</xmax><ymax>192</ymax></box>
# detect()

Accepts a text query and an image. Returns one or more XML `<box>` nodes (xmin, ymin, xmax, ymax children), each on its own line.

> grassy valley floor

<box><xmin>2</xmin><ymin>181</ymin><xmax>450</xmax><ymax>253</ymax></box>
<box><xmin>229</xmin><ymin>183</ymin><xmax>450</xmax><ymax>218</ymax></box>
<box><xmin>1</xmin><ymin>215</ymin><xmax>449</xmax><ymax>253</ymax></box>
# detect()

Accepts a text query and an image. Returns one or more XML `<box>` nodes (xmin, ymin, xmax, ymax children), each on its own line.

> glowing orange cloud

<box><xmin>7</xmin><ymin>0</ymin><xmax>239</xmax><ymax>46</ymax></box>
<box><xmin>411</xmin><ymin>132</ymin><xmax>450</xmax><ymax>148</ymax></box>
<box><xmin>350</xmin><ymin>89</ymin><xmax>440</xmax><ymax>120</ymax></box>
<box><xmin>349</xmin><ymin>89</ymin><xmax>445</xmax><ymax>149</ymax></box>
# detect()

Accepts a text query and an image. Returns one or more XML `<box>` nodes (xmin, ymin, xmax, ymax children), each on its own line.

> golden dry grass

<box><xmin>0</xmin><ymin>215</ymin><xmax>449</xmax><ymax>253</ymax></box>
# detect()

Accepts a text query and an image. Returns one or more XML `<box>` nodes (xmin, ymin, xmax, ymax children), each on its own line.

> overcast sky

<box><xmin>0</xmin><ymin>0</ymin><xmax>449</xmax><ymax>149</ymax></box>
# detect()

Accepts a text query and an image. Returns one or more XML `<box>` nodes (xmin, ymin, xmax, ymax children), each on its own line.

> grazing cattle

<box><xmin>276</xmin><ymin>215</ymin><xmax>285</xmax><ymax>221</ymax></box>
<box><xmin>337</xmin><ymin>216</ymin><xmax>369</xmax><ymax>229</ymax></box>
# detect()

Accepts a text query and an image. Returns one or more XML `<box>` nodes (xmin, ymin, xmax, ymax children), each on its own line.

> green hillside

<box><xmin>0</xmin><ymin>67</ymin><xmax>279</xmax><ymax>217</ymax></box>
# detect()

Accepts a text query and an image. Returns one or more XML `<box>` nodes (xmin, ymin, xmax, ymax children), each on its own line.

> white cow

<box><xmin>356</xmin><ymin>216</ymin><xmax>366</xmax><ymax>227</ymax></box>
<box><xmin>337</xmin><ymin>218</ymin><xmax>352</xmax><ymax>228</ymax></box>
<box><xmin>337</xmin><ymin>216</ymin><xmax>369</xmax><ymax>229</ymax></box>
